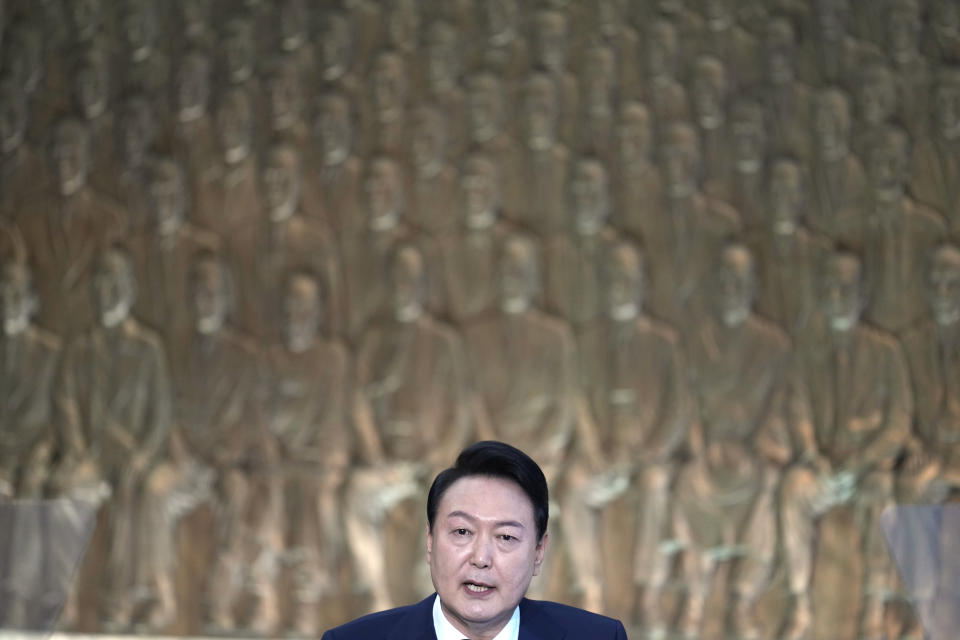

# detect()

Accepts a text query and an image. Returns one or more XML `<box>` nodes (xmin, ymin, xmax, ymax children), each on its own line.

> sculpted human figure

<box><xmin>883</xmin><ymin>0</ymin><xmax>929</xmax><ymax>139</ymax></box>
<box><xmin>343</xmin><ymin>156</ymin><xmax>412</xmax><ymax>343</ymax></box>
<box><xmin>612</xmin><ymin>102</ymin><xmax>664</xmax><ymax>242</ymax></box>
<box><xmin>118</xmin><ymin>0</ymin><xmax>169</xmax><ymax>111</ymax></box>
<box><xmin>0</xmin><ymin>260</ymin><xmax>60</xmax><ymax>500</ymax></box>
<box><xmin>644</xmin><ymin>121</ymin><xmax>741</xmax><ymax>330</ymax></box>
<box><xmin>840</xmin><ymin>125</ymin><xmax>947</xmax><ymax>333</ymax></box>
<box><xmin>462</xmin><ymin>232</ymin><xmax>576</xmax><ymax>496</ymax></box>
<box><xmin>747</xmin><ymin>158</ymin><xmax>831</xmax><ymax>337</ymax></box>
<box><xmin>408</xmin><ymin>104</ymin><xmax>458</xmax><ymax>237</ymax></box>
<box><xmin>20</xmin><ymin>117</ymin><xmax>123</xmax><ymax>338</ymax></box>
<box><xmin>263</xmin><ymin>272</ymin><xmax>351</xmax><ymax>635</ymax></box>
<box><xmin>704</xmin><ymin>99</ymin><xmax>768</xmax><ymax>230</ymax></box>
<box><xmin>174</xmin><ymin>0</ymin><xmax>213</xmax><ymax>49</ymax></box>
<box><xmin>348</xmin><ymin>243</ymin><xmax>470</xmax><ymax>611</ymax></box>
<box><xmin>0</xmin><ymin>76</ymin><xmax>43</xmax><ymax>221</ymax></box>
<box><xmin>588</xmin><ymin>0</ymin><xmax>640</xmax><ymax>92</ymax></box>
<box><xmin>70</xmin><ymin>46</ymin><xmax>114</xmax><ymax>193</ymax></box>
<box><xmin>269</xmin><ymin>0</ymin><xmax>315</xmax><ymax>85</ymax></box>
<box><xmin>519</xmin><ymin>71</ymin><xmax>570</xmax><ymax>236</ymax></box>
<box><xmin>439</xmin><ymin>153</ymin><xmax>517</xmax><ymax>323</ymax></box>
<box><xmin>311</xmin><ymin>92</ymin><xmax>364</xmax><ymax>243</ymax></box>
<box><xmin>924</xmin><ymin>0</ymin><xmax>960</xmax><ymax>64</ymax></box>
<box><xmin>909</xmin><ymin>67</ymin><xmax>960</xmax><ymax>235</ymax></box>
<box><xmin>169</xmin><ymin>49</ymin><xmax>219</xmax><ymax>216</ymax></box>
<box><xmin>165</xmin><ymin>253</ymin><xmax>273</xmax><ymax>633</ymax></box>
<box><xmin>421</xmin><ymin>20</ymin><xmax>467</xmax><ymax>159</ymax></box>
<box><xmin>759</xmin><ymin>17</ymin><xmax>812</xmax><ymax>163</ymax></box>
<box><xmin>899</xmin><ymin>244</ymin><xmax>960</xmax><ymax>500</ymax></box>
<box><xmin>531</xmin><ymin>8</ymin><xmax>578</xmax><ymax>147</ymax></box>
<box><xmin>465</xmin><ymin>71</ymin><xmax>523</xmax><ymax>224</ymax></box>
<box><xmin>264</xmin><ymin>54</ymin><xmax>310</xmax><ymax>160</ymax></box>
<box><xmin>318</xmin><ymin>11</ymin><xmax>359</xmax><ymax>99</ymax></box>
<box><xmin>636</xmin><ymin>19</ymin><xmax>690</xmax><ymax>128</ymax></box>
<box><xmin>545</xmin><ymin>157</ymin><xmax>621</xmax><ymax>329</ymax></box>
<box><xmin>674</xmin><ymin>242</ymin><xmax>798</xmax><ymax>640</ymax></box>
<box><xmin>245</xmin><ymin>144</ymin><xmax>344</xmax><ymax>341</ymax></box>
<box><xmin>129</xmin><ymin>157</ymin><xmax>219</xmax><ymax>343</ymax></box>
<box><xmin>807</xmin><ymin>87</ymin><xmax>868</xmax><ymax>242</ymax></box>
<box><xmin>53</xmin><ymin>247</ymin><xmax>172</xmax><ymax>629</ymax></box>
<box><xmin>690</xmin><ymin>55</ymin><xmax>732</xmax><ymax>194</ymax></box>
<box><xmin>797</xmin><ymin>0</ymin><xmax>865</xmax><ymax>90</ymax></box>
<box><xmin>363</xmin><ymin>50</ymin><xmax>410</xmax><ymax>158</ymax></box>
<box><xmin>570</xmin><ymin>241</ymin><xmax>694</xmax><ymax>627</ymax></box>
<box><xmin>781</xmin><ymin>250</ymin><xmax>912</xmax><ymax>640</ymax></box>
<box><xmin>577</xmin><ymin>42</ymin><xmax>618</xmax><ymax>164</ymax></box>
<box><xmin>472</xmin><ymin>0</ymin><xmax>529</xmax><ymax>86</ymax></box>
<box><xmin>852</xmin><ymin>59</ymin><xmax>898</xmax><ymax>163</ymax></box>
<box><xmin>219</xmin><ymin>14</ymin><xmax>256</xmax><ymax>88</ymax></box>
<box><xmin>102</xmin><ymin>95</ymin><xmax>159</xmax><ymax>234</ymax></box>
<box><xmin>693</xmin><ymin>0</ymin><xmax>759</xmax><ymax>90</ymax></box>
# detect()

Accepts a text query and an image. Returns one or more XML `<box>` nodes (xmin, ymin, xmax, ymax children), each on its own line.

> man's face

<box><xmin>692</xmin><ymin>60</ymin><xmax>725</xmax><ymax>129</ymax></box>
<box><xmin>121</xmin><ymin>0</ymin><xmax>157</xmax><ymax>60</ymax></box>
<box><xmin>822</xmin><ymin>255</ymin><xmax>861</xmax><ymax>331</ymax></box>
<box><xmin>263</xmin><ymin>150</ymin><xmax>298</xmax><ymax>217</ymax></box>
<box><xmin>661</xmin><ymin>128</ymin><xmax>697</xmax><ymax>196</ymax></box>
<box><xmin>0</xmin><ymin>263</ymin><xmax>33</xmax><ymax>336</ymax></box>
<box><xmin>523</xmin><ymin>76</ymin><xmax>556</xmax><ymax>148</ymax></box>
<box><xmin>364</xmin><ymin>159</ymin><xmax>400</xmax><ymax>222</ymax></box>
<box><xmin>533</xmin><ymin>11</ymin><xmax>567</xmax><ymax>72</ymax></box>
<box><xmin>867</xmin><ymin>133</ymin><xmax>907</xmax><ymax>199</ymax></box>
<box><xmin>316</xmin><ymin>97</ymin><xmax>351</xmax><ymax>163</ymax></box>
<box><xmin>217</xmin><ymin>92</ymin><xmax>252</xmax><ymax>162</ymax></box>
<box><xmin>606</xmin><ymin>248</ymin><xmax>643</xmax><ymax>318</ymax></box>
<box><xmin>192</xmin><ymin>260</ymin><xmax>227</xmax><ymax>333</ymax></box>
<box><xmin>93</xmin><ymin>253</ymin><xmax>132</xmax><ymax>328</ymax></box>
<box><xmin>768</xmin><ymin>161</ymin><xmax>801</xmax><ymax>232</ymax></box>
<box><xmin>929</xmin><ymin>248</ymin><xmax>960</xmax><ymax>326</ymax></box>
<box><xmin>52</xmin><ymin>123</ymin><xmax>88</xmax><ymax>195</ymax></box>
<box><xmin>571</xmin><ymin>161</ymin><xmax>609</xmax><ymax>230</ymax></box>
<box><xmin>75</xmin><ymin>58</ymin><xmax>108</xmax><ymax>120</ymax></box>
<box><xmin>223</xmin><ymin>20</ymin><xmax>254</xmax><ymax>83</ymax></box>
<box><xmin>321</xmin><ymin>14</ymin><xmax>351</xmax><ymax>80</ymax></box>
<box><xmin>813</xmin><ymin>94</ymin><xmax>848</xmax><ymax>159</ymax></box>
<box><xmin>934</xmin><ymin>80</ymin><xmax>960</xmax><ymax>140</ymax></box>
<box><xmin>427</xmin><ymin>476</ymin><xmax>546</xmax><ymax>638</ymax></box>
<box><xmin>282</xmin><ymin>275</ymin><xmax>320</xmax><ymax>351</ymax></box>
<box><xmin>411</xmin><ymin>109</ymin><xmax>446</xmax><ymax>172</ymax></box>
<box><xmin>467</xmin><ymin>76</ymin><xmax>502</xmax><ymax>142</ymax></box>
<box><xmin>268</xmin><ymin>66</ymin><xmax>301</xmax><ymax>130</ymax></box>
<box><xmin>715</xmin><ymin>247</ymin><xmax>754</xmax><ymax>327</ymax></box>
<box><xmin>499</xmin><ymin>242</ymin><xmax>535</xmax><ymax>311</ymax></box>
<box><xmin>857</xmin><ymin>66</ymin><xmax>895</xmax><ymax>125</ymax></box>
<box><xmin>149</xmin><ymin>165</ymin><xmax>185</xmax><ymax>232</ymax></box>
<box><xmin>617</xmin><ymin>106</ymin><xmax>652</xmax><ymax>166</ymax></box>
<box><xmin>0</xmin><ymin>83</ymin><xmax>26</xmax><ymax>154</ymax></box>
<box><xmin>462</xmin><ymin>158</ymin><xmax>498</xmax><ymax>222</ymax></box>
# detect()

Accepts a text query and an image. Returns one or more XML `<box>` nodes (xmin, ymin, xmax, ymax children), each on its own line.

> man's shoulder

<box><xmin>520</xmin><ymin>598</ymin><xmax>627</xmax><ymax>637</ymax></box>
<box><xmin>321</xmin><ymin>597</ymin><xmax>434</xmax><ymax>640</ymax></box>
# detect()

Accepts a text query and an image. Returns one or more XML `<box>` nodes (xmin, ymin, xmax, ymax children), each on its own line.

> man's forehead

<box><xmin>438</xmin><ymin>475</ymin><xmax>535</xmax><ymax>523</ymax></box>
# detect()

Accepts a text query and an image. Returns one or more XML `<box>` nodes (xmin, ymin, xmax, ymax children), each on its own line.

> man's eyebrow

<box><xmin>446</xmin><ymin>511</ymin><xmax>526</xmax><ymax>529</ymax></box>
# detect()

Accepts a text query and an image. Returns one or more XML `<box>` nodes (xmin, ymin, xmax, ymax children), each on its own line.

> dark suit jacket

<box><xmin>321</xmin><ymin>594</ymin><xmax>628</xmax><ymax>639</ymax></box>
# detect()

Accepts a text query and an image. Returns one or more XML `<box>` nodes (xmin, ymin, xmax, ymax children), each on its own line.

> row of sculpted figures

<box><xmin>2</xmin><ymin>224</ymin><xmax>960</xmax><ymax>640</ymax></box>
<box><xmin>1</xmin><ymin>0</ymin><xmax>960</xmax><ymax>639</ymax></box>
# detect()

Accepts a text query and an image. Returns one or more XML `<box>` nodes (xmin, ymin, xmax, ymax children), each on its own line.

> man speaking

<box><xmin>322</xmin><ymin>441</ymin><xmax>628</xmax><ymax>639</ymax></box>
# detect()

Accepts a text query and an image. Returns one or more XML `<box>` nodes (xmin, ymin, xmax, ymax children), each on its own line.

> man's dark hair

<box><xmin>427</xmin><ymin>441</ymin><xmax>549</xmax><ymax>541</ymax></box>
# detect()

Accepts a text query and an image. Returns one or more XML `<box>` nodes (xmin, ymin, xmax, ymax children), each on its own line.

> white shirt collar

<box><xmin>432</xmin><ymin>593</ymin><xmax>520</xmax><ymax>640</ymax></box>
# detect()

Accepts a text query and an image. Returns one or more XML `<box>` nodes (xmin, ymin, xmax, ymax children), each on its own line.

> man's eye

<box><xmin>454</xmin><ymin>528</ymin><xmax>469</xmax><ymax>536</ymax></box>
<box><xmin>499</xmin><ymin>534</ymin><xmax>515</xmax><ymax>542</ymax></box>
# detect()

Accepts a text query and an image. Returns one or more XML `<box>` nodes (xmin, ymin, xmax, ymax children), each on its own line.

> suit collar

<box><xmin>519</xmin><ymin>599</ymin><xmax>566</xmax><ymax>640</ymax></box>
<box><xmin>387</xmin><ymin>595</ymin><xmax>438</xmax><ymax>640</ymax></box>
<box><xmin>385</xmin><ymin>596</ymin><xmax>566</xmax><ymax>640</ymax></box>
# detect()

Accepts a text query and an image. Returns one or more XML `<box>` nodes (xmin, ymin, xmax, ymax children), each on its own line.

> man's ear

<box><xmin>532</xmin><ymin>532</ymin><xmax>548</xmax><ymax>576</ymax></box>
<box><xmin>425</xmin><ymin>524</ymin><xmax>434</xmax><ymax>563</ymax></box>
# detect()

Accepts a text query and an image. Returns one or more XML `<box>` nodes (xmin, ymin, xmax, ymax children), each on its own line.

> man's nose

<box><xmin>470</xmin><ymin>536</ymin><xmax>492</xmax><ymax>569</ymax></box>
